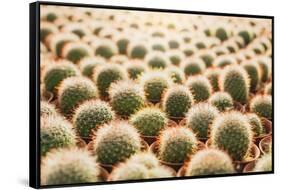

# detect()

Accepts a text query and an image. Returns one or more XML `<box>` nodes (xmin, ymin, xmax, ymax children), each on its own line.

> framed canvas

<box><xmin>29</xmin><ymin>1</ymin><xmax>274</xmax><ymax>189</ymax></box>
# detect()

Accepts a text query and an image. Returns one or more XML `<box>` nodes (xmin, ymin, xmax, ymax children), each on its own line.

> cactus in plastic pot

<box><xmin>109</xmin><ymin>80</ymin><xmax>145</xmax><ymax>117</ymax></box>
<box><xmin>40</xmin><ymin>115</ymin><xmax>76</xmax><ymax>156</ymax></box>
<box><xmin>162</xmin><ymin>85</ymin><xmax>193</xmax><ymax>119</ymax></box>
<box><xmin>208</xmin><ymin>92</ymin><xmax>234</xmax><ymax>111</ymax></box>
<box><xmin>241</xmin><ymin>61</ymin><xmax>261</xmax><ymax>92</ymax></box>
<box><xmin>186</xmin><ymin>75</ymin><xmax>212</xmax><ymax>102</ymax></box>
<box><xmin>58</xmin><ymin>77</ymin><xmax>98</xmax><ymax>116</ymax></box>
<box><xmin>211</xmin><ymin>111</ymin><xmax>253</xmax><ymax>161</ymax></box>
<box><xmin>246</xmin><ymin>113</ymin><xmax>264</xmax><ymax>137</ymax></box>
<box><xmin>250</xmin><ymin>95</ymin><xmax>272</xmax><ymax>120</ymax></box>
<box><xmin>219</xmin><ymin>65</ymin><xmax>250</xmax><ymax>104</ymax></box>
<box><xmin>73</xmin><ymin>100</ymin><xmax>115</xmax><ymax>139</ymax></box>
<box><xmin>158</xmin><ymin>127</ymin><xmax>198</xmax><ymax>163</ymax></box>
<box><xmin>41</xmin><ymin>148</ymin><xmax>101</xmax><ymax>185</ymax></box>
<box><xmin>130</xmin><ymin>107</ymin><xmax>168</xmax><ymax>136</ymax></box>
<box><xmin>93</xmin><ymin>121</ymin><xmax>142</xmax><ymax>165</ymax></box>
<box><xmin>185</xmin><ymin>149</ymin><xmax>235</xmax><ymax>176</ymax></box>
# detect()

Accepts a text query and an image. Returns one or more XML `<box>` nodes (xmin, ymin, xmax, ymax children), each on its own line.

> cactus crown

<box><xmin>109</xmin><ymin>80</ymin><xmax>145</xmax><ymax>117</ymax></box>
<box><xmin>211</xmin><ymin>111</ymin><xmax>253</xmax><ymax>161</ymax></box>
<box><xmin>41</xmin><ymin>148</ymin><xmax>100</xmax><ymax>185</ymax></box>
<box><xmin>145</xmin><ymin>51</ymin><xmax>170</xmax><ymax>69</ymax></box>
<box><xmin>182</xmin><ymin>58</ymin><xmax>206</xmax><ymax>76</ymax></box>
<box><xmin>186</xmin><ymin>75</ymin><xmax>212</xmax><ymax>102</ymax></box>
<box><xmin>186</xmin><ymin>149</ymin><xmax>235</xmax><ymax>176</ymax></box>
<box><xmin>62</xmin><ymin>42</ymin><xmax>92</xmax><ymax>63</ymax></box>
<box><xmin>130</xmin><ymin>107</ymin><xmax>168</xmax><ymax>136</ymax></box>
<box><xmin>125</xmin><ymin>61</ymin><xmax>147</xmax><ymax>80</ymax></box>
<box><xmin>158</xmin><ymin>127</ymin><xmax>198</xmax><ymax>163</ymax></box>
<box><xmin>186</xmin><ymin>103</ymin><xmax>219</xmax><ymax>139</ymax></box>
<box><xmin>250</xmin><ymin>95</ymin><xmax>272</xmax><ymax>120</ymax></box>
<box><xmin>78</xmin><ymin>56</ymin><xmax>105</xmax><ymax>78</ymax></box>
<box><xmin>241</xmin><ymin>60</ymin><xmax>261</xmax><ymax>91</ymax></box>
<box><xmin>246</xmin><ymin>113</ymin><xmax>264</xmax><ymax>137</ymax></box>
<box><xmin>129</xmin><ymin>42</ymin><xmax>148</xmax><ymax>59</ymax></box>
<box><xmin>208</xmin><ymin>92</ymin><xmax>233</xmax><ymax>111</ymax></box>
<box><xmin>95</xmin><ymin>40</ymin><xmax>118</xmax><ymax>59</ymax></box>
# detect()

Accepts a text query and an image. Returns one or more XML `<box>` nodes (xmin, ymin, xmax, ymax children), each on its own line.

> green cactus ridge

<box><xmin>163</xmin><ymin>85</ymin><xmax>193</xmax><ymax>118</ymax></box>
<box><xmin>73</xmin><ymin>100</ymin><xmax>115</xmax><ymax>138</ymax></box>
<box><xmin>130</xmin><ymin>107</ymin><xmax>168</xmax><ymax>136</ymax></box>
<box><xmin>158</xmin><ymin>127</ymin><xmax>198</xmax><ymax>163</ymax></box>
<box><xmin>219</xmin><ymin>65</ymin><xmax>250</xmax><ymax>104</ymax></box>
<box><xmin>246</xmin><ymin>113</ymin><xmax>264</xmax><ymax>137</ymax></box>
<box><xmin>58</xmin><ymin>77</ymin><xmax>98</xmax><ymax>116</ymax></box>
<box><xmin>43</xmin><ymin>61</ymin><xmax>79</xmax><ymax>93</ymax></box>
<box><xmin>94</xmin><ymin>64</ymin><xmax>127</xmax><ymax>97</ymax></box>
<box><xmin>109</xmin><ymin>80</ymin><xmax>145</xmax><ymax>117</ymax></box>
<box><xmin>211</xmin><ymin>111</ymin><xmax>253</xmax><ymax>161</ymax></box>
<box><xmin>254</xmin><ymin>153</ymin><xmax>272</xmax><ymax>172</ymax></box>
<box><xmin>186</xmin><ymin>103</ymin><xmax>219</xmax><ymax>139</ymax></box>
<box><xmin>242</xmin><ymin>61</ymin><xmax>261</xmax><ymax>92</ymax></box>
<box><xmin>208</xmin><ymin>92</ymin><xmax>234</xmax><ymax>111</ymax></box>
<box><xmin>41</xmin><ymin>148</ymin><xmax>100</xmax><ymax>185</ymax></box>
<box><xmin>186</xmin><ymin>76</ymin><xmax>212</xmax><ymax>102</ymax></box>
<box><xmin>93</xmin><ymin>121</ymin><xmax>142</xmax><ymax>165</ymax></box>
<box><xmin>186</xmin><ymin>149</ymin><xmax>235</xmax><ymax>176</ymax></box>
<box><xmin>250</xmin><ymin>95</ymin><xmax>272</xmax><ymax>120</ymax></box>
<box><xmin>40</xmin><ymin>116</ymin><xmax>76</xmax><ymax>156</ymax></box>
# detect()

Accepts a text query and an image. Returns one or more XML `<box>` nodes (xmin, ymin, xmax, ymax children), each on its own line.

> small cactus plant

<box><xmin>185</xmin><ymin>149</ymin><xmax>235</xmax><ymax>176</ymax></box>
<box><xmin>253</xmin><ymin>153</ymin><xmax>272</xmax><ymax>172</ymax></box>
<box><xmin>214</xmin><ymin>55</ymin><xmax>237</xmax><ymax>68</ymax></box>
<box><xmin>94</xmin><ymin>64</ymin><xmax>127</xmax><ymax>97</ymax></box>
<box><xmin>250</xmin><ymin>95</ymin><xmax>272</xmax><ymax>120</ymax></box>
<box><xmin>42</xmin><ymin>61</ymin><xmax>80</xmax><ymax>94</ymax></box>
<box><xmin>129</xmin><ymin>42</ymin><xmax>148</xmax><ymax>59</ymax></box>
<box><xmin>109</xmin><ymin>80</ymin><xmax>145</xmax><ymax>117</ymax></box>
<box><xmin>116</xmin><ymin>36</ymin><xmax>130</xmax><ymax>54</ymax></box>
<box><xmin>49</xmin><ymin>33</ymin><xmax>79</xmax><ymax>57</ymax></box>
<box><xmin>58</xmin><ymin>77</ymin><xmax>98</xmax><ymax>116</ymax></box>
<box><xmin>186</xmin><ymin>103</ymin><xmax>219</xmax><ymax>139</ymax></box>
<box><xmin>165</xmin><ymin>66</ymin><xmax>185</xmax><ymax>84</ymax></box>
<box><xmin>204</xmin><ymin>68</ymin><xmax>221</xmax><ymax>92</ymax></box>
<box><xmin>93</xmin><ymin>121</ymin><xmax>142</xmax><ymax>165</ymax></box>
<box><xmin>186</xmin><ymin>76</ymin><xmax>212</xmax><ymax>102</ymax></box>
<box><xmin>208</xmin><ymin>92</ymin><xmax>234</xmax><ymax>111</ymax></box>
<box><xmin>219</xmin><ymin>65</ymin><xmax>250</xmax><ymax>104</ymax></box>
<box><xmin>62</xmin><ymin>42</ymin><xmax>92</xmax><ymax>63</ymax></box>
<box><xmin>125</xmin><ymin>61</ymin><xmax>147</xmax><ymax>80</ymax></box>
<box><xmin>73</xmin><ymin>100</ymin><xmax>115</xmax><ymax>139</ymax></box>
<box><xmin>246</xmin><ymin>113</ymin><xmax>264</xmax><ymax>137</ymax></box>
<box><xmin>257</xmin><ymin>57</ymin><xmax>271</xmax><ymax>83</ymax></box>
<box><xmin>110</xmin><ymin>163</ymin><xmax>149</xmax><ymax>180</ymax></box>
<box><xmin>78</xmin><ymin>57</ymin><xmax>105</xmax><ymax>78</ymax></box>
<box><xmin>182</xmin><ymin>58</ymin><xmax>206</xmax><ymax>77</ymax></box>
<box><xmin>158</xmin><ymin>127</ymin><xmax>198</xmax><ymax>163</ymax></box>
<box><xmin>162</xmin><ymin>85</ymin><xmax>193</xmax><ymax>118</ymax></box>
<box><xmin>211</xmin><ymin>111</ymin><xmax>253</xmax><ymax>161</ymax></box>
<box><xmin>41</xmin><ymin>148</ymin><xmax>101</xmax><ymax>185</ymax></box>
<box><xmin>41</xmin><ymin>101</ymin><xmax>57</xmax><ymax>117</ymax></box>
<box><xmin>40</xmin><ymin>116</ymin><xmax>76</xmax><ymax>156</ymax></box>
<box><xmin>241</xmin><ymin>61</ymin><xmax>261</xmax><ymax>92</ymax></box>
<box><xmin>215</xmin><ymin>26</ymin><xmax>229</xmax><ymax>41</ymax></box>
<box><xmin>238</xmin><ymin>29</ymin><xmax>253</xmax><ymax>45</ymax></box>
<box><xmin>95</xmin><ymin>40</ymin><xmax>118</xmax><ymax>59</ymax></box>
<box><xmin>130</xmin><ymin>107</ymin><xmax>168</xmax><ymax>136</ymax></box>
<box><xmin>145</xmin><ymin>51</ymin><xmax>170</xmax><ymax>69</ymax></box>
<box><xmin>167</xmin><ymin>50</ymin><xmax>185</xmax><ymax>66</ymax></box>
<box><xmin>140</xmin><ymin>72</ymin><xmax>171</xmax><ymax>103</ymax></box>
<box><xmin>198</xmin><ymin>50</ymin><xmax>216</xmax><ymax>68</ymax></box>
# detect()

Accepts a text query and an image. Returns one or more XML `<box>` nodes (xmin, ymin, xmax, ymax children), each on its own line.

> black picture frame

<box><xmin>30</xmin><ymin>1</ymin><xmax>274</xmax><ymax>189</ymax></box>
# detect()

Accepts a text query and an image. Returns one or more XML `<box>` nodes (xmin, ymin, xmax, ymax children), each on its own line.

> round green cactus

<box><xmin>253</xmin><ymin>153</ymin><xmax>272</xmax><ymax>172</ymax></box>
<box><xmin>165</xmin><ymin>66</ymin><xmax>185</xmax><ymax>84</ymax></box>
<box><xmin>145</xmin><ymin>52</ymin><xmax>170</xmax><ymax>69</ymax></box>
<box><xmin>186</xmin><ymin>103</ymin><xmax>219</xmax><ymax>139</ymax></box>
<box><xmin>150</xmin><ymin>39</ymin><xmax>168</xmax><ymax>52</ymax></box>
<box><xmin>129</xmin><ymin>42</ymin><xmax>148</xmax><ymax>59</ymax></box>
<box><xmin>185</xmin><ymin>149</ymin><xmax>235</xmax><ymax>176</ymax></box>
<box><xmin>204</xmin><ymin>68</ymin><xmax>221</xmax><ymax>92</ymax></box>
<box><xmin>41</xmin><ymin>148</ymin><xmax>101</xmax><ymax>185</ymax></box>
<box><xmin>49</xmin><ymin>33</ymin><xmax>79</xmax><ymax>57</ymax></box>
<box><xmin>257</xmin><ymin>57</ymin><xmax>271</xmax><ymax>83</ymax></box>
<box><xmin>208</xmin><ymin>92</ymin><xmax>234</xmax><ymax>111</ymax></box>
<box><xmin>250</xmin><ymin>95</ymin><xmax>272</xmax><ymax>120</ymax></box>
<box><xmin>62</xmin><ymin>42</ymin><xmax>92</xmax><ymax>63</ymax></box>
<box><xmin>125</xmin><ymin>61</ymin><xmax>146</xmax><ymax>80</ymax></box>
<box><xmin>116</xmin><ymin>36</ymin><xmax>130</xmax><ymax>54</ymax></box>
<box><xmin>198</xmin><ymin>50</ymin><xmax>216</xmax><ymax>68</ymax></box>
<box><xmin>167</xmin><ymin>50</ymin><xmax>185</xmax><ymax>66</ymax></box>
<box><xmin>109</xmin><ymin>80</ymin><xmax>145</xmax><ymax>117</ymax></box>
<box><xmin>219</xmin><ymin>65</ymin><xmax>250</xmax><ymax>104</ymax></box>
<box><xmin>79</xmin><ymin>57</ymin><xmax>105</xmax><ymax>78</ymax></box>
<box><xmin>264</xmin><ymin>83</ymin><xmax>272</xmax><ymax>95</ymax></box>
<box><xmin>40</xmin><ymin>116</ymin><xmax>76</xmax><ymax>156</ymax></box>
<box><xmin>181</xmin><ymin>44</ymin><xmax>197</xmax><ymax>57</ymax></box>
<box><xmin>214</xmin><ymin>26</ymin><xmax>229</xmax><ymax>41</ymax></box>
<box><xmin>95</xmin><ymin>41</ymin><xmax>118</xmax><ymax>59</ymax></box>
<box><xmin>214</xmin><ymin>55</ymin><xmax>237</xmax><ymax>68</ymax></box>
<box><xmin>241</xmin><ymin>61</ymin><xmax>261</xmax><ymax>92</ymax></box>
<box><xmin>94</xmin><ymin>64</ymin><xmax>127</xmax><ymax>97</ymax></box>
<box><xmin>41</xmin><ymin>101</ymin><xmax>57</xmax><ymax>117</ymax></box>
<box><xmin>158</xmin><ymin>127</ymin><xmax>198</xmax><ymax>163</ymax></box>
<box><xmin>186</xmin><ymin>76</ymin><xmax>212</xmax><ymax>102</ymax></box>
<box><xmin>130</xmin><ymin>107</ymin><xmax>168</xmax><ymax>136</ymax></box>
<box><xmin>73</xmin><ymin>100</ymin><xmax>115</xmax><ymax>139</ymax></box>
<box><xmin>238</xmin><ymin>30</ymin><xmax>253</xmax><ymax>45</ymax></box>
<box><xmin>58</xmin><ymin>77</ymin><xmax>98</xmax><ymax>116</ymax></box>
<box><xmin>43</xmin><ymin>61</ymin><xmax>79</xmax><ymax>93</ymax></box>
<box><xmin>162</xmin><ymin>85</ymin><xmax>193</xmax><ymax>118</ymax></box>
<box><xmin>182</xmin><ymin>58</ymin><xmax>206</xmax><ymax>77</ymax></box>
<box><xmin>40</xmin><ymin>22</ymin><xmax>58</xmax><ymax>42</ymax></box>
<box><xmin>93</xmin><ymin>121</ymin><xmax>142</xmax><ymax>165</ymax></box>
<box><xmin>211</xmin><ymin>111</ymin><xmax>253</xmax><ymax>161</ymax></box>
<box><xmin>246</xmin><ymin>113</ymin><xmax>264</xmax><ymax>137</ymax></box>
<box><xmin>140</xmin><ymin>72</ymin><xmax>171</xmax><ymax>103</ymax></box>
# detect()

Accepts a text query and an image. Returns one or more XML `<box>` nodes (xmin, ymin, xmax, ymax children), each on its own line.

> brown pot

<box><xmin>42</xmin><ymin>90</ymin><xmax>54</xmax><ymax>102</ymax></box>
<box><xmin>75</xmin><ymin>138</ymin><xmax>87</xmax><ymax>148</ymax></box>
<box><xmin>169</xmin><ymin>116</ymin><xmax>185</xmax><ymax>124</ymax></box>
<box><xmin>243</xmin><ymin>161</ymin><xmax>256</xmax><ymax>173</ymax></box>
<box><xmin>149</xmin><ymin>141</ymin><xmax>205</xmax><ymax>171</ymax></box>
<box><xmin>99</xmin><ymin>166</ymin><xmax>109</xmax><ymax>181</ymax></box>
<box><xmin>254</xmin><ymin>118</ymin><xmax>272</xmax><ymax>144</ymax></box>
<box><xmin>167</xmin><ymin>119</ymin><xmax>178</xmax><ymax>127</ymax></box>
<box><xmin>141</xmin><ymin>135</ymin><xmax>157</xmax><ymax>145</ymax></box>
<box><xmin>233</xmin><ymin>101</ymin><xmax>246</xmax><ymax>113</ymax></box>
<box><xmin>259</xmin><ymin>136</ymin><xmax>272</xmax><ymax>155</ymax></box>
<box><xmin>179</xmin><ymin>118</ymin><xmax>188</xmax><ymax>126</ymax></box>
<box><xmin>177</xmin><ymin>166</ymin><xmax>186</xmax><ymax>177</ymax></box>
<box><xmin>233</xmin><ymin>144</ymin><xmax>260</xmax><ymax>172</ymax></box>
